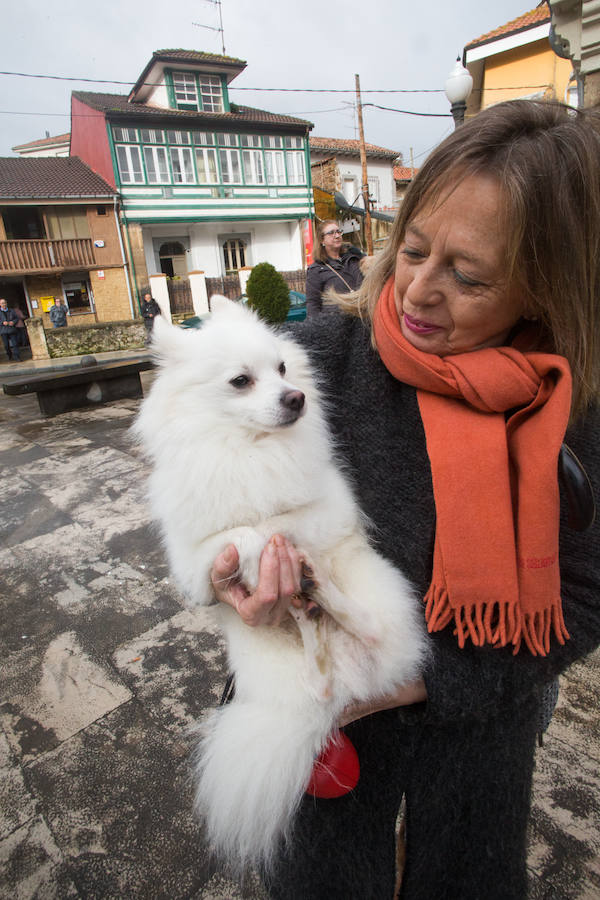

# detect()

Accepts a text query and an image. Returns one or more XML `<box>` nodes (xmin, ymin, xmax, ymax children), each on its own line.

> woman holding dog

<box><xmin>305</xmin><ymin>220</ymin><xmax>365</xmax><ymax>316</ymax></box>
<box><xmin>211</xmin><ymin>100</ymin><xmax>600</xmax><ymax>899</ymax></box>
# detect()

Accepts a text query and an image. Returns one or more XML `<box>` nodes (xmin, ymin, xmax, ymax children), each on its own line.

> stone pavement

<box><xmin>0</xmin><ymin>369</ymin><xmax>599</xmax><ymax>899</ymax></box>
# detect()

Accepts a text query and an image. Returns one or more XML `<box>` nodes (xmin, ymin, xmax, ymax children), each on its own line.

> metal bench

<box><xmin>2</xmin><ymin>357</ymin><xmax>154</xmax><ymax>416</ymax></box>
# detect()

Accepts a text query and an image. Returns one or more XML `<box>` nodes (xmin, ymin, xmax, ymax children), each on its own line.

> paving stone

<box><xmin>0</xmin><ymin>816</ymin><xmax>79</xmax><ymax>899</ymax></box>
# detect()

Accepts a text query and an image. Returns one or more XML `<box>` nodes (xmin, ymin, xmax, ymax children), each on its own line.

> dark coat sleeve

<box><xmin>305</xmin><ymin>264</ymin><xmax>325</xmax><ymax>316</ymax></box>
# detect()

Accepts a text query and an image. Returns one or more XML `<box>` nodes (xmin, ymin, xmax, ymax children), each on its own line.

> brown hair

<box><xmin>338</xmin><ymin>100</ymin><xmax>600</xmax><ymax>419</ymax></box>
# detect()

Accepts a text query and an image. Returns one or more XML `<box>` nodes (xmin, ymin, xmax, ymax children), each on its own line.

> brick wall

<box><xmin>310</xmin><ymin>158</ymin><xmax>340</xmax><ymax>195</ymax></box>
<box><xmin>86</xmin><ymin>204</ymin><xmax>123</xmax><ymax>267</ymax></box>
<box><xmin>90</xmin><ymin>267</ymin><xmax>132</xmax><ymax>322</ymax></box>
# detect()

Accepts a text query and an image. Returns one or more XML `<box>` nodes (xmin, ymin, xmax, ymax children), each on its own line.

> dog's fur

<box><xmin>134</xmin><ymin>297</ymin><xmax>427</xmax><ymax>871</ymax></box>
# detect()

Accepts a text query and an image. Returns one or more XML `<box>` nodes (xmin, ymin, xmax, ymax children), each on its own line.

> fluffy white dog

<box><xmin>134</xmin><ymin>297</ymin><xmax>427</xmax><ymax>872</ymax></box>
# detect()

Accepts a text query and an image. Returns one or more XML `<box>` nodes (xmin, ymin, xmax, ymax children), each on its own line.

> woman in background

<box><xmin>305</xmin><ymin>220</ymin><xmax>365</xmax><ymax>316</ymax></box>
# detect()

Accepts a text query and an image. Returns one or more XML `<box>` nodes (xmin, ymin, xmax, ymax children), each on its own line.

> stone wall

<box><xmin>310</xmin><ymin>157</ymin><xmax>340</xmax><ymax>195</ymax></box>
<box><xmin>45</xmin><ymin>320</ymin><xmax>146</xmax><ymax>358</ymax></box>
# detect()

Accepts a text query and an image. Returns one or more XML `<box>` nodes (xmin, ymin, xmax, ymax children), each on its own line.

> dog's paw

<box><xmin>234</xmin><ymin>529</ymin><xmax>267</xmax><ymax>593</ymax></box>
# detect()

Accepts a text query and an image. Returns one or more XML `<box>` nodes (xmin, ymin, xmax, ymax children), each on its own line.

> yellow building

<box><xmin>464</xmin><ymin>6</ymin><xmax>576</xmax><ymax>118</ymax></box>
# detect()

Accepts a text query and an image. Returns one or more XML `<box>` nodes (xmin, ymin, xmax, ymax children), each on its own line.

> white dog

<box><xmin>134</xmin><ymin>297</ymin><xmax>427</xmax><ymax>872</ymax></box>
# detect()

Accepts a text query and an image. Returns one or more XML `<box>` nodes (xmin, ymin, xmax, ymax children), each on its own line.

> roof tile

<box><xmin>0</xmin><ymin>157</ymin><xmax>116</xmax><ymax>199</ymax></box>
<box><xmin>465</xmin><ymin>6</ymin><xmax>550</xmax><ymax>50</ymax></box>
<box><xmin>73</xmin><ymin>91</ymin><xmax>312</xmax><ymax>129</ymax></box>
<box><xmin>310</xmin><ymin>136</ymin><xmax>399</xmax><ymax>158</ymax></box>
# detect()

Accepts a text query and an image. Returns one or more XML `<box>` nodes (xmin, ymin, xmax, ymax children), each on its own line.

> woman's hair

<box><xmin>313</xmin><ymin>220</ymin><xmax>341</xmax><ymax>263</ymax></box>
<box><xmin>339</xmin><ymin>100</ymin><xmax>600</xmax><ymax>418</ymax></box>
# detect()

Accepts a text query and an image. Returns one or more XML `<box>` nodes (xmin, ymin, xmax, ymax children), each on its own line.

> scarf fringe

<box><xmin>424</xmin><ymin>585</ymin><xmax>569</xmax><ymax>657</ymax></box>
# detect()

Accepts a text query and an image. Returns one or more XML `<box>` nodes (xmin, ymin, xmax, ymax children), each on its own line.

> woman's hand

<box><xmin>210</xmin><ymin>534</ymin><xmax>305</xmax><ymax>627</ymax></box>
<box><xmin>338</xmin><ymin>678</ymin><xmax>427</xmax><ymax>727</ymax></box>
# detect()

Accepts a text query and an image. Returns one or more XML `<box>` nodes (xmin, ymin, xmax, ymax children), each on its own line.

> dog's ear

<box><xmin>149</xmin><ymin>315</ymin><xmax>190</xmax><ymax>365</ymax></box>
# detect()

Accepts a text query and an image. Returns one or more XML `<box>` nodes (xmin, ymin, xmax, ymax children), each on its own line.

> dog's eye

<box><xmin>230</xmin><ymin>375</ymin><xmax>250</xmax><ymax>389</ymax></box>
<box><xmin>278</xmin><ymin>362</ymin><xmax>286</xmax><ymax>376</ymax></box>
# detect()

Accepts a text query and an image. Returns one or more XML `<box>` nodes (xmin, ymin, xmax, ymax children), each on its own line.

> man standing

<box><xmin>0</xmin><ymin>298</ymin><xmax>21</xmax><ymax>361</ymax></box>
<box><xmin>140</xmin><ymin>292</ymin><xmax>161</xmax><ymax>344</ymax></box>
<box><xmin>49</xmin><ymin>298</ymin><xmax>68</xmax><ymax>328</ymax></box>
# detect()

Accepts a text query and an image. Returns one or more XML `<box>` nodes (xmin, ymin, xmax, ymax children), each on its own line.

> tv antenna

<box><xmin>193</xmin><ymin>0</ymin><xmax>226</xmax><ymax>55</ymax></box>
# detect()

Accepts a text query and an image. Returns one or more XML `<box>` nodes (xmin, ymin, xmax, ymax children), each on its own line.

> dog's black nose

<box><xmin>281</xmin><ymin>389</ymin><xmax>305</xmax><ymax>412</ymax></box>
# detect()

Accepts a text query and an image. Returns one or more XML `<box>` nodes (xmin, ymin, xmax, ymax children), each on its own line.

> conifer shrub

<box><xmin>245</xmin><ymin>262</ymin><xmax>290</xmax><ymax>324</ymax></box>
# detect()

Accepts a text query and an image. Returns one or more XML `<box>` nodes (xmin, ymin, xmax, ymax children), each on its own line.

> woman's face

<box><xmin>321</xmin><ymin>223</ymin><xmax>343</xmax><ymax>257</ymax></box>
<box><xmin>394</xmin><ymin>174</ymin><xmax>525</xmax><ymax>356</ymax></box>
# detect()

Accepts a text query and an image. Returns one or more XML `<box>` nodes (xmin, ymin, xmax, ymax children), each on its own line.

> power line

<box><xmin>0</xmin><ymin>69</ymin><xmax>549</xmax><ymax>94</ymax></box>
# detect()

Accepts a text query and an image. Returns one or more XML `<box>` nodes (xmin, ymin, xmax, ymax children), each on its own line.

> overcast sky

<box><xmin>1</xmin><ymin>0</ymin><xmax>540</xmax><ymax>166</ymax></box>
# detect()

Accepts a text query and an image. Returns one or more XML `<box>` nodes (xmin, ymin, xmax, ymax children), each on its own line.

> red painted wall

<box><xmin>70</xmin><ymin>96</ymin><xmax>115</xmax><ymax>188</ymax></box>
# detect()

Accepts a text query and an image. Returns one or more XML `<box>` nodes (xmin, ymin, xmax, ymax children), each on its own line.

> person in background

<box><xmin>211</xmin><ymin>100</ymin><xmax>600</xmax><ymax>899</ymax></box>
<box><xmin>140</xmin><ymin>292</ymin><xmax>161</xmax><ymax>344</ymax></box>
<box><xmin>0</xmin><ymin>298</ymin><xmax>21</xmax><ymax>362</ymax></box>
<box><xmin>305</xmin><ymin>221</ymin><xmax>365</xmax><ymax>317</ymax></box>
<box><xmin>13</xmin><ymin>306</ymin><xmax>28</xmax><ymax>348</ymax></box>
<box><xmin>49</xmin><ymin>298</ymin><xmax>68</xmax><ymax>328</ymax></box>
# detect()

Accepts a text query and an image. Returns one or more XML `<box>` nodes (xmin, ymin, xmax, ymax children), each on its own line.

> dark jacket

<box><xmin>141</xmin><ymin>297</ymin><xmax>161</xmax><ymax>320</ymax></box>
<box><xmin>0</xmin><ymin>307</ymin><xmax>19</xmax><ymax>334</ymax></box>
<box><xmin>305</xmin><ymin>246</ymin><xmax>364</xmax><ymax>317</ymax></box>
<box><xmin>270</xmin><ymin>309</ymin><xmax>600</xmax><ymax>900</ymax></box>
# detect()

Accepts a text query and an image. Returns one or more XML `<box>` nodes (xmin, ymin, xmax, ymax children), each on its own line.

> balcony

<box><xmin>0</xmin><ymin>238</ymin><xmax>96</xmax><ymax>275</ymax></box>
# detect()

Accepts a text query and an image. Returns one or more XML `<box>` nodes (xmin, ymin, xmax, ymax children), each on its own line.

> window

<box><xmin>285</xmin><ymin>136</ymin><xmax>303</xmax><ymax>149</ymax></box>
<box><xmin>166</xmin><ymin>130</ymin><xmax>191</xmax><ymax>145</ymax></box>
<box><xmin>173</xmin><ymin>72</ymin><xmax>198</xmax><ymax>109</ymax></box>
<box><xmin>263</xmin><ymin>136</ymin><xmax>283</xmax><ymax>149</ymax></box>
<box><xmin>219</xmin><ymin>148</ymin><xmax>242</xmax><ymax>183</ymax></box>
<box><xmin>265</xmin><ymin>151</ymin><xmax>286</xmax><ymax>185</ymax></box>
<box><xmin>240</xmin><ymin>135</ymin><xmax>261</xmax><ymax>148</ymax></box>
<box><xmin>169</xmin><ymin>147</ymin><xmax>195</xmax><ymax>183</ymax></box>
<box><xmin>367</xmin><ymin>176</ymin><xmax>380</xmax><ymax>204</ymax></box>
<box><xmin>199</xmin><ymin>75</ymin><xmax>223</xmax><ymax>112</ymax></box>
<box><xmin>286</xmin><ymin>151</ymin><xmax>306</xmax><ymax>185</ymax></box>
<box><xmin>222</xmin><ymin>238</ymin><xmax>246</xmax><ymax>273</ymax></box>
<box><xmin>192</xmin><ymin>131</ymin><xmax>215</xmax><ymax>145</ymax></box>
<box><xmin>140</xmin><ymin>128</ymin><xmax>165</xmax><ymax>143</ymax></box>
<box><xmin>195</xmin><ymin>148</ymin><xmax>218</xmax><ymax>183</ymax></box>
<box><xmin>217</xmin><ymin>133</ymin><xmax>237</xmax><ymax>147</ymax></box>
<box><xmin>242</xmin><ymin>149</ymin><xmax>265</xmax><ymax>184</ymax></box>
<box><xmin>46</xmin><ymin>209</ymin><xmax>90</xmax><ymax>240</ymax></box>
<box><xmin>113</xmin><ymin>127</ymin><xmax>137</xmax><ymax>142</ymax></box>
<box><xmin>116</xmin><ymin>144</ymin><xmax>144</xmax><ymax>183</ymax></box>
<box><xmin>144</xmin><ymin>146</ymin><xmax>170</xmax><ymax>183</ymax></box>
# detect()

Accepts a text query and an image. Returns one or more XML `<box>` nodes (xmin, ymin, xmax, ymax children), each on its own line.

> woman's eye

<box><xmin>230</xmin><ymin>374</ymin><xmax>250</xmax><ymax>388</ymax></box>
<box><xmin>453</xmin><ymin>269</ymin><xmax>481</xmax><ymax>288</ymax></box>
<box><xmin>400</xmin><ymin>247</ymin><xmax>424</xmax><ymax>260</ymax></box>
<box><xmin>278</xmin><ymin>362</ymin><xmax>286</xmax><ymax>376</ymax></box>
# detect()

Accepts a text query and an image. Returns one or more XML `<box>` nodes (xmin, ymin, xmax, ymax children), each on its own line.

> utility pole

<box><xmin>355</xmin><ymin>73</ymin><xmax>373</xmax><ymax>256</ymax></box>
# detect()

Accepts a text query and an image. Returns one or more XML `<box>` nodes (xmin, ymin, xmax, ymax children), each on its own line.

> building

<box><xmin>0</xmin><ymin>157</ymin><xmax>134</xmax><ymax>327</ymax></box>
<box><xmin>464</xmin><ymin>5</ymin><xmax>575</xmax><ymax>117</ymax></box>
<box><xmin>309</xmin><ymin>137</ymin><xmax>399</xmax><ymax>212</ymax></box>
<box><xmin>548</xmin><ymin>0</ymin><xmax>600</xmax><ymax>108</ymax></box>
<box><xmin>12</xmin><ymin>133</ymin><xmax>71</xmax><ymax>158</ymax></box>
<box><xmin>393</xmin><ymin>165</ymin><xmax>417</xmax><ymax>205</ymax></box>
<box><xmin>70</xmin><ymin>49</ymin><xmax>314</xmax><ymax>312</ymax></box>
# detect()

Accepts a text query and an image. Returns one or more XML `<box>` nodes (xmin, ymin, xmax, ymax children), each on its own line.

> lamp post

<box><xmin>444</xmin><ymin>57</ymin><xmax>473</xmax><ymax>128</ymax></box>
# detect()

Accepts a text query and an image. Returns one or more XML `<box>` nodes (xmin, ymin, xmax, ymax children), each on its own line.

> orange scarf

<box><xmin>373</xmin><ymin>278</ymin><xmax>573</xmax><ymax>655</ymax></box>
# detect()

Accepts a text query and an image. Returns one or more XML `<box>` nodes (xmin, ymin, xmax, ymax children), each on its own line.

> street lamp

<box><xmin>445</xmin><ymin>57</ymin><xmax>473</xmax><ymax>127</ymax></box>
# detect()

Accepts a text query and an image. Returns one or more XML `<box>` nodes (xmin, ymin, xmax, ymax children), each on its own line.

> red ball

<box><xmin>306</xmin><ymin>732</ymin><xmax>360</xmax><ymax>799</ymax></box>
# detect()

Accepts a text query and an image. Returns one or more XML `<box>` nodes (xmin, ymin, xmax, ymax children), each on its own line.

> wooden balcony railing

<box><xmin>0</xmin><ymin>238</ymin><xmax>96</xmax><ymax>273</ymax></box>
